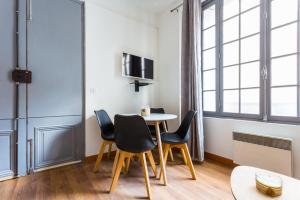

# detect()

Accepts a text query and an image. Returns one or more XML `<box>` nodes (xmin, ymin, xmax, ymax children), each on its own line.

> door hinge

<box><xmin>14</xmin><ymin>118</ymin><xmax>18</xmax><ymax>131</ymax></box>
<box><xmin>26</xmin><ymin>0</ymin><xmax>32</xmax><ymax>21</ymax></box>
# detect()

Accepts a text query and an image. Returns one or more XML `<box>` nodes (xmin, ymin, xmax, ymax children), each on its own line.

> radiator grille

<box><xmin>233</xmin><ymin>132</ymin><xmax>292</xmax><ymax>151</ymax></box>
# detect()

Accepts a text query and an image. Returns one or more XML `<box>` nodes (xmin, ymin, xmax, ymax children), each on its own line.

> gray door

<box><xmin>0</xmin><ymin>0</ymin><xmax>85</xmax><ymax>178</ymax></box>
<box><xmin>22</xmin><ymin>0</ymin><xmax>85</xmax><ymax>172</ymax></box>
<box><xmin>0</xmin><ymin>0</ymin><xmax>17</xmax><ymax>178</ymax></box>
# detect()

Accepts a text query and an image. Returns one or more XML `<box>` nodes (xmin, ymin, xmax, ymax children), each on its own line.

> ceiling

<box><xmin>129</xmin><ymin>0</ymin><xmax>180</xmax><ymax>13</ymax></box>
<box><xmin>103</xmin><ymin>0</ymin><xmax>180</xmax><ymax>14</ymax></box>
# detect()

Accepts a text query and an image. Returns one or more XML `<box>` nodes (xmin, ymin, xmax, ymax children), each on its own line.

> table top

<box><xmin>142</xmin><ymin>113</ymin><xmax>177</xmax><ymax>122</ymax></box>
<box><xmin>231</xmin><ymin>166</ymin><xmax>300</xmax><ymax>200</ymax></box>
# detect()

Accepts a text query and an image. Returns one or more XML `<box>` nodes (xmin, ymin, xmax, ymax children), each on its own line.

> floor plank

<box><xmin>0</xmin><ymin>155</ymin><xmax>234</xmax><ymax>200</ymax></box>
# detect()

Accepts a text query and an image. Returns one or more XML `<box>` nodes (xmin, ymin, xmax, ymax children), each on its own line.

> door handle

<box><xmin>26</xmin><ymin>0</ymin><xmax>32</xmax><ymax>21</ymax></box>
<box><xmin>27</xmin><ymin>139</ymin><xmax>34</xmax><ymax>174</ymax></box>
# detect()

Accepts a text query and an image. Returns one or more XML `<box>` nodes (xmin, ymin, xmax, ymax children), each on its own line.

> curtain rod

<box><xmin>170</xmin><ymin>3</ymin><xmax>183</xmax><ymax>13</ymax></box>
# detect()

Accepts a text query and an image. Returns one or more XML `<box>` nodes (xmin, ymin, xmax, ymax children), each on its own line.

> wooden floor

<box><xmin>0</xmin><ymin>155</ymin><xmax>234</xmax><ymax>200</ymax></box>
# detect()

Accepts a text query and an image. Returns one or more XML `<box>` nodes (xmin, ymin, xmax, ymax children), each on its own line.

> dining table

<box><xmin>142</xmin><ymin>113</ymin><xmax>177</xmax><ymax>186</ymax></box>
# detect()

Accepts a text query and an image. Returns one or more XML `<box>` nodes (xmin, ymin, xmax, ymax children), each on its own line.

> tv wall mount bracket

<box><xmin>130</xmin><ymin>80</ymin><xmax>152</xmax><ymax>92</ymax></box>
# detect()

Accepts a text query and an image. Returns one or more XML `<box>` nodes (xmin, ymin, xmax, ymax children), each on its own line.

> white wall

<box><xmin>85</xmin><ymin>0</ymin><xmax>159</xmax><ymax>156</ymax></box>
<box><xmin>157</xmin><ymin>9</ymin><xmax>182</xmax><ymax>131</ymax></box>
<box><xmin>205</xmin><ymin>118</ymin><xmax>300</xmax><ymax>178</ymax></box>
<box><xmin>157</xmin><ymin>6</ymin><xmax>300</xmax><ymax>179</ymax></box>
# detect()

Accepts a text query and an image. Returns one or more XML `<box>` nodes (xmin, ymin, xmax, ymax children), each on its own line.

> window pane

<box><xmin>203</xmin><ymin>48</ymin><xmax>216</xmax><ymax>70</ymax></box>
<box><xmin>241</xmin><ymin>7</ymin><xmax>260</xmax><ymax>37</ymax></box>
<box><xmin>223</xmin><ymin>65</ymin><xmax>239</xmax><ymax>89</ymax></box>
<box><xmin>223</xmin><ymin>17</ymin><xmax>239</xmax><ymax>43</ymax></box>
<box><xmin>241</xmin><ymin>0</ymin><xmax>260</xmax><ymax>12</ymax></box>
<box><xmin>223</xmin><ymin>0</ymin><xmax>239</xmax><ymax>20</ymax></box>
<box><xmin>203</xmin><ymin>5</ymin><xmax>216</xmax><ymax>29</ymax></box>
<box><xmin>203</xmin><ymin>26</ymin><xmax>216</xmax><ymax>49</ymax></box>
<box><xmin>271</xmin><ymin>0</ymin><xmax>298</xmax><ymax>28</ymax></box>
<box><xmin>241</xmin><ymin>89</ymin><xmax>260</xmax><ymax>114</ymax></box>
<box><xmin>223</xmin><ymin>90</ymin><xmax>239</xmax><ymax>113</ymax></box>
<box><xmin>271</xmin><ymin>87</ymin><xmax>297</xmax><ymax>117</ymax></box>
<box><xmin>241</xmin><ymin>34</ymin><xmax>260</xmax><ymax>62</ymax></box>
<box><xmin>203</xmin><ymin>70</ymin><xmax>216</xmax><ymax>90</ymax></box>
<box><xmin>203</xmin><ymin>91</ymin><xmax>216</xmax><ymax>111</ymax></box>
<box><xmin>271</xmin><ymin>55</ymin><xmax>297</xmax><ymax>86</ymax></box>
<box><xmin>223</xmin><ymin>41</ymin><xmax>239</xmax><ymax>66</ymax></box>
<box><xmin>241</xmin><ymin>62</ymin><xmax>260</xmax><ymax>88</ymax></box>
<box><xmin>271</xmin><ymin>23</ymin><xmax>297</xmax><ymax>57</ymax></box>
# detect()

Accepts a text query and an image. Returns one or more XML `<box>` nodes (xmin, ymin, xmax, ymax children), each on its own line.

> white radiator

<box><xmin>233</xmin><ymin>131</ymin><xmax>293</xmax><ymax>176</ymax></box>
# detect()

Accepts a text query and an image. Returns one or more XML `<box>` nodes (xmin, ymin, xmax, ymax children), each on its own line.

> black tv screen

<box><xmin>122</xmin><ymin>53</ymin><xmax>154</xmax><ymax>80</ymax></box>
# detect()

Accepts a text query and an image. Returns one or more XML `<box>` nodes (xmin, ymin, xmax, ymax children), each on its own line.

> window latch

<box><xmin>261</xmin><ymin>66</ymin><xmax>268</xmax><ymax>80</ymax></box>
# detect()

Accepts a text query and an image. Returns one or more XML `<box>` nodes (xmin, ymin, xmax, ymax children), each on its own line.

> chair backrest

<box><xmin>94</xmin><ymin>110</ymin><xmax>114</xmax><ymax>139</ymax></box>
<box><xmin>114</xmin><ymin>115</ymin><xmax>156</xmax><ymax>153</ymax></box>
<box><xmin>150</xmin><ymin>108</ymin><xmax>165</xmax><ymax>114</ymax></box>
<box><xmin>176</xmin><ymin>110</ymin><xmax>197</xmax><ymax>140</ymax></box>
<box><xmin>150</xmin><ymin>107</ymin><xmax>168</xmax><ymax>131</ymax></box>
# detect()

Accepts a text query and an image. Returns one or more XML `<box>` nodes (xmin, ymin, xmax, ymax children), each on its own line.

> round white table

<box><xmin>231</xmin><ymin>166</ymin><xmax>300</xmax><ymax>200</ymax></box>
<box><xmin>142</xmin><ymin>113</ymin><xmax>177</xmax><ymax>186</ymax></box>
<box><xmin>142</xmin><ymin>113</ymin><xmax>177</xmax><ymax>122</ymax></box>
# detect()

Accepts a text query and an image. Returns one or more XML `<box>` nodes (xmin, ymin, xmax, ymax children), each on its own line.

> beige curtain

<box><xmin>181</xmin><ymin>0</ymin><xmax>204</xmax><ymax>162</ymax></box>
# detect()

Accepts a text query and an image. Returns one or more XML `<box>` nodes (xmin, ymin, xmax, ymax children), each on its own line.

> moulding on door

<box><xmin>34</xmin><ymin>125</ymin><xmax>76</xmax><ymax>169</ymax></box>
<box><xmin>0</xmin><ymin>131</ymin><xmax>15</xmax><ymax>178</ymax></box>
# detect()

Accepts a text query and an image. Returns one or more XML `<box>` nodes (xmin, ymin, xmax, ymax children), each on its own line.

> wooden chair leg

<box><xmin>146</xmin><ymin>151</ymin><xmax>157</xmax><ymax>177</ymax></box>
<box><xmin>160</xmin><ymin>144</ymin><xmax>170</xmax><ymax>180</ymax></box>
<box><xmin>124</xmin><ymin>156</ymin><xmax>131</xmax><ymax>175</ymax></box>
<box><xmin>107</xmin><ymin>143</ymin><xmax>112</xmax><ymax>159</ymax></box>
<box><xmin>181</xmin><ymin>148</ymin><xmax>187</xmax><ymax>165</ymax></box>
<box><xmin>140</xmin><ymin>153</ymin><xmax>152</xmax><ymax>199</ymax></box>
<box><xmin>110</xmin><ymin>151</ymin><xmax>125</xmax><ymax>192</ymax></box>
<box><xmin>182</xmin><ymin>144</ymin><xmax>197</xmax><ymax>180</ymax></box>
<box><xmin>169</xmin><ymin>148</ymin><xmax>174</xmax><ymax>161</ymax></box>
<box><xmin>162</xmin><ymin>121</ymin><xmax>174</xmax><ymax>162</ymax></box>
<box><xmin>111</xmin><ymin>149</ymin><xmax>120</xmax><ymax>177</ymax></box>
<box><xmin>93</xmin><ymin>141</ymin><xmax>107</xmax><ymax>173</ymax></box>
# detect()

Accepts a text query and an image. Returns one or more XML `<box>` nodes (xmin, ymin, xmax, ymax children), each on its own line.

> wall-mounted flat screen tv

<box><xmin>122</xmin><ymin>53</ymin><xmax>154</xmax><ymax>80</ymax></box>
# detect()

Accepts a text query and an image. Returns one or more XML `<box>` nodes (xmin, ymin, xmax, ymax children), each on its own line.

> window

<box><xmin>201</xmin><ymin>0</ymin><xmax>300</xmax><ymax>123</ymax></box>
<box><xmin>202</xmin><ymin>3</ymin><xmax>217</xmax><ymax>112</ymax></box>
<box><xmin>222</xmin><ymin>0</ymin><xmax>261</xmax><ymax>116</ymax></box>
<box><xmin>268</xmin><ymin>0</ymin><xmax>300</xmax><ymax>122</ymax></box>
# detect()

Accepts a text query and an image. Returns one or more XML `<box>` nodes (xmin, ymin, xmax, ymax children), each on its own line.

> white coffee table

<box><xmin>231</xmin><ymin>166</ymin><xmax>300</xmax><ymax>200</ymax></box>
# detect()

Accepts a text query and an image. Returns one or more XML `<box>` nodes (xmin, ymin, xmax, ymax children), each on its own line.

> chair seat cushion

<box><xmin>102</xmin><ymin>131</ymin><xmax>115</xmax><ymax>141</ymax></box>
<box><xmin>161</xmin><ymin>132</ymin><xmax>188</xmax><ymax>144</ymax></box>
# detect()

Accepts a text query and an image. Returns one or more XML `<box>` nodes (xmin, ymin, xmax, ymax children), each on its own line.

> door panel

<box><xmin>27</xmin><ymin>0</ymin><xmax>83</xmax><ymax>117</ymax></box>
<box><xmin>0</xmin><ymin>0</ymin><xmax>16</xmax><ymax>178</ymax></box>
<box><xmin>32</xmin><ymin>116</ymin><xmax>82</xmax><ymax>169</ymax></box>
<box><xmin>0</xmin><ymin>121</ymin><xmax>15</xmax><ymax>178</ymax></box>
<box><xmin>25</xmin><ymin>0</ymin><xmax>84</xmax><ymax>170</ymax></box>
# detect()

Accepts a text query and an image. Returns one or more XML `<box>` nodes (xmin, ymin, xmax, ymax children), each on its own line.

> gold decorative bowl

<box><xmin>256</xmin><ymin>172</ymin><xmax>283</xmax><ymax>197</ymax></box>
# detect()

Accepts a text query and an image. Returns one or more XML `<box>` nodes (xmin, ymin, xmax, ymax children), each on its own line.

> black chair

<box><xmin>148</xmin><ymin>108</ymin><xmax>168</xmax><ymax>135</ymax></box>
<box><xmin>110</xmin><ymin>115</ymin><xmax>157</xmax><ymax>199</ymax></box>
<box><xmin>160</xmin><ymin>110</ymin><xmax>197</xmax><ymax>180</ymax></box>
<box><xmin>93</xmin><ymin>110</ymin><xmax>115</xmax><ymax>173</ymax></box>
<box><xmin>148</xmin><ymin>108</ymin><xmax>174</xmax><ymax>162</ymax></box>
